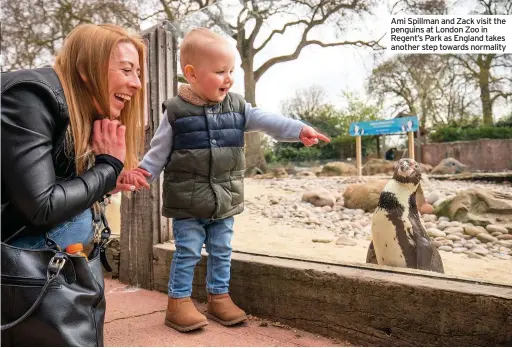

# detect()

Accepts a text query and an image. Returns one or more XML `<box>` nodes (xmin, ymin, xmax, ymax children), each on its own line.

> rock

<box><xmin>438</xmin><ymin>216</ymin><xmax>450</xmax><ymax>222</ymax></box>
<box><xmin>426</xmin><ymin>192</ymin><xmax>440</xmax><ymax>205</ymax></box>
<box><xmin>446</xmin><ymin>234</ymin><xmax>462</xmax><ymax>241</ymax></box>
<box><xmin>269</xmin><ymin>198</ymin><xmax>279</xmax><ymax>205</ymax></box>
<box><xmin>419</xmin><ymin>203</ymin><xmax>434</xmax><ymax>215</ymax></box>
<box><xmin>433</xmin><ymin>188</ymin><xmax>512</xmax><ymax>226</ymax></box>
<box><xmin>498</xmin><ymin>241</ymin><xmax>512</xmax><ymax>248</ymax></box>
<box><xmin>452</xmin><ymin>247</ymin><xmax>467</xmax><ymax>253</ymax></box>
<box><xmin>273</xmin><ymin>167</ymin><xmax>288</xmax><ymax>178</ymax></box>
<box><xmin>312</xmin><ymin>239</ymin><xmax>333</xmax><ymax>243</ymax></box>
<box><xmin>302</xmin><ymin>190</ymin><xmax>335</xmax><ymax>208</ymax></box>
<box><xmin>423</xmin><ymin>214</ymin><xmax>437</xmax><ymax>223</ymax></box>
<box><xmin>468</xmin><ymin>252</ymin><xmax>483</xmax><ymax>259</ymax></box>
<box><xmin>445</xmin><ymin>227</ymin><xmax>464</xmax><ymax>234</ymax></box>
<box><xmin>430</xmin><ymin>158</ymin><xmax>469</xmax><ymax>175</ymax></box>
<box><xmin>424</xmin><ymin>222</ymin><xmax>437</xmax><ymax>229</ymax></box>
<box><xmin>497</xmin><ymin>254</ymin><xmax>511</xmax><ymax>260</ymax></box>
<box><xmin>342</xmin><ymin>180</ymin><xmax>387</xmax><ymax>212</ymax></box>
<box><xmin>472</xmin><ymin>248</ymin><xmax>489</xmax><ymax>256</ymax></box>
<box><xmin>491</xmin><ymin>232</ymin><xmax>503</xmax><ymax>237</ymax></box>
<box><xmin>419</xmin><ymin>163</ymin><xmax>433</xmax><ymax>173</ymax></box>
<box><xmin>438</xmin><ymin>246</ymin><xmax>453</xmax><ymax>252</ymax></box>
<box><xmin>498</xmin><ymin>234</ymin><xmax>512</xmax><ymax>240</ymax></box>
<box><xmin>362</xmin><ymin>159</ymin><xmax>394</xmax><ymax>176</ymax></box>
<box><xmin>464</xmin><ymin>225</ymin><xmax>486</xmax><ymax>237</ymax></box>
<box><xmin>322</xmin><ymin>206</ymin><xmax>332</xmax><ymax>212</ymax></box>
<box><xmin>486</xmin><ymin>224</ymin><xmax>508</xmax><ymax>234</ymax></box>
<box><xmin>296</xmin><ymin>171</ymin><xmax>317</xmax><ymax>178</ymax></box>
<box><xmin>427</xmin><ymin>228</ymin><xmax>446</xmax><ymax>238</ymax></box>
<box><xmin>335</xmin><ymin>236</ymin><xmax>357</xmax><ymax>246</ymax></box>
<box><xmin>319</xmin><ymin>162</ymin><xmax>357</xmax><ymax>176</ymax></box>
<box><xmin>437</xmin><ymin>221</ymin><xmax>450</xmax><ymax>230</ymax></box>
<box><xmin>476</xmin><ymin>233</ymin><xmax>498</xmax><ymax>243</ymax></box>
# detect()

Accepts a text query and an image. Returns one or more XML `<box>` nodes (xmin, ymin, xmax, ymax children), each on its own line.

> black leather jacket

<box><xmin>1</xmin><ymin>67</ymin><xmax>121</xmax><ymax>242</ymax></box>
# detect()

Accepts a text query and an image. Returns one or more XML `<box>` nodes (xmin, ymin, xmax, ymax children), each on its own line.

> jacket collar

<box><xmin>178</xmin><ymin>84</ymin><xmax>218</xmax><ymax>106</ymax></box>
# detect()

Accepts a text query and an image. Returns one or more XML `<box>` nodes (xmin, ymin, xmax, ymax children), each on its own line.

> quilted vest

<box><xmin>161</xmin><ymin>92</ymin><xmax>246</xmax><ymax>220</ymax></box>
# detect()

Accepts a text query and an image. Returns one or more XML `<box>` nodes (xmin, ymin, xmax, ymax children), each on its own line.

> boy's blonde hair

<box><xmin>53</xmin><ymin>23</ymin><xmax>146</xmax><ymax>175</ymax></box>
<box><xmin>179</xmin><ymin>28</ymin><xmax>228</xmax><ymax>71</ymax></box>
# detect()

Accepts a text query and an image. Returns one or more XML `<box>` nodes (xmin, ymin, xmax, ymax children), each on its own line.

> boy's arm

<box><xmin>244</xmin><ymin>103</ymin><xmax>305</xmax><ymax>141</ymax></box>
<box><xmin>139</xmin><ymin>111</ymin><xmax>174</xmax><ymax>184</ymax></box>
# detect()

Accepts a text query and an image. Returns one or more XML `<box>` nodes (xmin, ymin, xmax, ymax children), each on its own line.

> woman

<box><xmin>1</xmin><ymin>23</ymin><xmax>146</xmax><ymax>248</ymax></box>
<box><xmin>2</xmin><ymin>23</ymin><xmax>148</xmax><ymax>346</ymax></box>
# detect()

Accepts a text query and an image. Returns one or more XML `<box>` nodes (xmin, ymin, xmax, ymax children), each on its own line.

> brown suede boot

<box><xmin>164</xmin><ymin>297</ymin><xmax>208</xmax><ymax>332</ymax></box>
<box><xmin>206</xmin><ymin>293</ymin><xmax>247</xmax><ymax>326</ymax></box>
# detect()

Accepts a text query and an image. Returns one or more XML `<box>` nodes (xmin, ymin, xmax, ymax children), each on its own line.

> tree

<box><xmin>143</xmin><ymin>0</ymin><xmax>384</xmax><ymax>174</ymax></box>
<box><xmin>1</xmin><ymin>0</ymin><xmax>140</xmax><ymax>72</ymax></box>
<box><xmin>367</xmin><ymin>54</ymin><xmax>475</xmax><ymax>128</ymax></box>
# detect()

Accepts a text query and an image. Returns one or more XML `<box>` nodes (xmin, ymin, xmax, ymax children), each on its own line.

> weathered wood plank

<box><xmin>119</xmin><ymin>22</ymin><xmax>177</xmax><ymax>289</ymax></box>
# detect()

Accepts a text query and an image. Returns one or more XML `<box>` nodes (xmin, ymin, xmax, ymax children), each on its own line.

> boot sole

<box><xmin>165</xmin><ymin>318</ymin><xmax>209</xmax><ymax>332</ymax></box>
<box><xmin>206</xmin><ymin>312</ymin><xmax>247</xmax><ymax>326</ymax></box>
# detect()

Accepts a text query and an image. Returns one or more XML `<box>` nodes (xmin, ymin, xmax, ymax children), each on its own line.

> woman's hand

<box><xmin>92</xmin><ymin>119</ymin><xmax>126</xmax><ymax>163</ymax></box>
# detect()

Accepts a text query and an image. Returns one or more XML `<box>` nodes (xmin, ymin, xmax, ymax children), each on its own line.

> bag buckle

<box><xmin>47</xmin><ymin>255</ymin><xmax>66</xmax><ymax>280</ymax></box>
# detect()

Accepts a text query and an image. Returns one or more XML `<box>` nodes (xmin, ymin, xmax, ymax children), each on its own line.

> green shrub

<box><xmin>429</xmin><ymin>126</ymin><xmax>512</xmax><ymax>143</ymax></box>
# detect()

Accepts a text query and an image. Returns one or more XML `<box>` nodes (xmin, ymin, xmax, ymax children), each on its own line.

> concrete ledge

<box><xmin>153</xmin><ymin>243</ymin><xmax>512</xmax><ymax>346</ymax></box>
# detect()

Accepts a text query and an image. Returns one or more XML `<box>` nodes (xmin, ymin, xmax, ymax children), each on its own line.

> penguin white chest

<box><xmin>371</xmin><ymin>208</ymin><xmax>408</xmax><ymax>267</ymax></box>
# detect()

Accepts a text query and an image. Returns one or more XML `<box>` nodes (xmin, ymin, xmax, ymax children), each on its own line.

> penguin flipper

<box><xmin>415</xmin><ymin>236</ymin><xmax>435</xmax><ymax>271</ymax></box>
<box><xmin>430</xmin><ymin>247</ymin><xmax>445</xmax><ymax>274</ymax></box>
<box><xmin>415</xmin><ymin>235</ymin><xmax>445</xmax><ymax>273</ymax></box>
<box><xmin>366</xmin><ymin>241</ymin><xmax>378</xmax><ymax>264</ymax></box>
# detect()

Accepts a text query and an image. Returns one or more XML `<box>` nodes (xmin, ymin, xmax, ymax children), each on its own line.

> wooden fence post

<box><xmin>119</xmin><ymin>22</ymin><xmax>177</xmax><ymax>289</ymax></box>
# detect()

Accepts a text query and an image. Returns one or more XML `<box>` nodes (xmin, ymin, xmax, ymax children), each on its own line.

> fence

<box><xmin>118</xmin><ymin>22</ymin><xmax>177</xmax><ymax>289</ymax></box>
<box><xmin>422</xmin><ymin>139</ymin><xmax>512</xmax><ymax>171</ymax></box>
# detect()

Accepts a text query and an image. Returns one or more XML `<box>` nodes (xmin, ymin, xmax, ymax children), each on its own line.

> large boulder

<box><xmin>434</xmin><ymin>188</ymin><xmax>512</xmax><ymax>226</ymax></box>
<box><xmin>362</xmin><ymin>159</ymin><xmax>394</xmax><ymax>176</ymax></box>
<box><xmin>302</xmin><ymin>189</ymin><xmax>336</xmax><ymax>208</ymax></box>
<box><xmin>343</xmin><ymin>180</ymin><xmax>427</xmax><ymax>213</ymax></box>
<box><xmin>319</xmin><ymin>162</ymin><xmax>357</xmax><ymax>176</ymax></box>
<box><xmin>431</xmin><ymin>158</ymin><xmax>469</xmax><ymax>175</ymax></box>
<box><xmin>343</xmin><ymin>180</ymin><xmax>387</xmax><ymax>212</ymax></box>
<box><xmin>419</xmin><ymin>163</ymin><xmax>433</xmax><ymax>173</ymax></box>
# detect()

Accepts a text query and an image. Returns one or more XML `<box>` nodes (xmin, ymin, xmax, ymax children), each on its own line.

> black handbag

<box><xmin>1</xmin><ymin>199</ymin><xmax>113</xmax><ymax>347</ymax></box>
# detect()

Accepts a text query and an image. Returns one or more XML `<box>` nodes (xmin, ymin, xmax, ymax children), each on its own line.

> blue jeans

<box><xmin>169</xmin><ymin>217</ymin><xmax>234</xmax><ymax>298</ymax></box>
<box><xmin>8</xmin><ymin>209</ymin><xmax>95</xmax><ymax>250</ymax></box>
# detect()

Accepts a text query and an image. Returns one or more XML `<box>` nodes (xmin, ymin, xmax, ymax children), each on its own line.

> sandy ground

<box><xmin>231</xmin><ymin>179</ymin><xmax>512</xmax><ymax>286</ymax></box>
<box><xmin>105</xmin><ymin>179</ymin><xmax>512</xmax><ymax>286</ymax></box>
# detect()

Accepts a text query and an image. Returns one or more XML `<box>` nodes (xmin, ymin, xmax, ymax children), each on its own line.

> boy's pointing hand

<box><xmin>299</xmin><ymin>125</ymin><xmax>331</xmax><ymax>147</ymax></box>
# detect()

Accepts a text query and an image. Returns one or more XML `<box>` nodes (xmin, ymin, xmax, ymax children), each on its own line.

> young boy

<box><xmin>122</xmin><ymin>27</ymin><xmax>330</xmax><ymax>332</ymax></box>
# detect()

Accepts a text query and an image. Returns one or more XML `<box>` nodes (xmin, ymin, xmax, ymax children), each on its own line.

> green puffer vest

<box><xmin>161</xmin><ymin>92</ymin><xmax>246</xmax><ymax>220</ymax></box>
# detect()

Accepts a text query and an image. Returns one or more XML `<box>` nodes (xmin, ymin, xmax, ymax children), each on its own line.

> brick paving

<box><xmin>104</xmin><ymin>279</ymin><xmax>352</xmax><ymax>347</ymax></box>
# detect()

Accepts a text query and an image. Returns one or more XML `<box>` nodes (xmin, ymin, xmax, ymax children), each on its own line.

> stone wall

<box><xmin>422</xmin><ymin>139</ymin><xmax>512</xmax><ymax>171</ymax></box>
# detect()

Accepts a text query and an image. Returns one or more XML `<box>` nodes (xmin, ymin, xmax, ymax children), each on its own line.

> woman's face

<box><xmin>103</xmin><ymin>41</ymin><xmax>142</xmax><ymax>119</ymax></box>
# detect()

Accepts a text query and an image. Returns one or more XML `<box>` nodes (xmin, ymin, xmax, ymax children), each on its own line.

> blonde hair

<box><xmin>53</xmin><ymin>23</ymin><xmax>146</xmax><ymax>175</ymax></box>
<box><xmin>180</xmin><ymin>28</ymin><xmax>228</xmax><ymax>72</ymax></box>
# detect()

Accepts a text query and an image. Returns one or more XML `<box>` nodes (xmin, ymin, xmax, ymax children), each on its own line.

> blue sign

<box><xmin>349</xmin><ymin>116</ymin><xmax>418</xmax><ymax>136</ymax></box>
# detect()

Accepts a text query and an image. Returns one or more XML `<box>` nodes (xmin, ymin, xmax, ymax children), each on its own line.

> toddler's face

<box><xmin>192</xmin><ymin>44</ymin><xmax>235</xmax><ymax>103</ymax></box>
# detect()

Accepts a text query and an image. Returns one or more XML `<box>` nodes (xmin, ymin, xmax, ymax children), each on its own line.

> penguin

<box><xmin>366</xmin><ymin>158</ymin><xmax>445</xmax><ymax>274</ymax></box>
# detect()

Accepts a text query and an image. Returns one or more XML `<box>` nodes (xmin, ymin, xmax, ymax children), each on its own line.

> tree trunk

<box><xmin>479</xmin><ymin>61</ymin><xmax>493</xmax><ymax>125</ymax></box>
<box><xmin>242</xmin><ymin>59</ymin><xmax>267</xmax><ymax>176</ymax></box>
